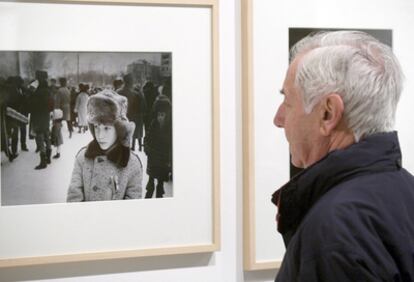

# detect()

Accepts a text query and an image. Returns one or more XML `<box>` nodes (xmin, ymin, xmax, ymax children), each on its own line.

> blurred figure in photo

<box><xmin>30</xmin><ymin>70</ymin><xmax>52</xmax><ymax>170</ymax></box>
<box><xmin>74</xmin><ymin>83</ymin><xmax>89</xmax><ymax>133</ymax></box>
<box><xmin>118</xmin><ymin>73</ymin><xmax>146</xmax><ymax>151</ymax></box>
<box><xmin>55</xmin><ymin>77</ymin><xmax>73</xmax><ymax>138</ymax></box>
<box><xmin>50</xmin><ymin>108</ymin><xmax>63</xmax><ymax>159</ymax></box>
<box><xmin>144</xmin><ymin>96</ymin><xmax>172</xmax><ymax>198</ymax></box>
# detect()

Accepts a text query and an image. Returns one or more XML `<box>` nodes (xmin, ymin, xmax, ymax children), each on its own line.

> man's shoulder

<box><xmin>327</xmin><ymin>169</ymin><xmax>414</xmax><ymax>206</ymax></box>
<box><xmin>305</xmin><ymin>175</ymin><xmax>384</xmax><ymax>218</ymax></box>
<box><xmin>300</xmin><ymin>169</ymin><xmax>414</xmax><ymax>239</ymax></box>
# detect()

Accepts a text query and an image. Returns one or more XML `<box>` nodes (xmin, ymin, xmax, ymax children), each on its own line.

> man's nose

<box><xmin>274</xmin><ymin>104</ymin><xmax>285</xmax><ymax>128</ymax></box>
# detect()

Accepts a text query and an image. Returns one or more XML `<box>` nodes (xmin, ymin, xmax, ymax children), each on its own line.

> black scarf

<box><xmin>84</xmin><ymin>140</ymin><xmax>130</xmax><ymax>168</ymax></box>
<box><xmin>272</xmin><ymin>131</ymin><xmax>402</xmax><ymax>246</ymax></box>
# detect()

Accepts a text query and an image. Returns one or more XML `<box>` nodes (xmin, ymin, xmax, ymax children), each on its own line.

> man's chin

<box><xmin>290</xmin><ymin>156</ymin><xmax>305</xmax><ymax>169</ymax></box>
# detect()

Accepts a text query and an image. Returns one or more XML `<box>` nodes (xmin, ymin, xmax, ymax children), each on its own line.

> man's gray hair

<box><xmin>291</xmin><ymin>31</ymin><xmax>404</xmax><ymax>141</ymax></box>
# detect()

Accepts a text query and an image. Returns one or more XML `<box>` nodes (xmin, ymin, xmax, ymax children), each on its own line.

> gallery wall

<box><xmin>251</xmin><ymin>0</ymin><xmax>414</xmax><ymax>271</ymax></box>
<box><xmin>2</xmin><ymin>0</ymin><xmax>414</xmax><ymax>282</ymax></box>
<box><xmin>1</xmin><ymin>0</ymin><xmax>245</xmax><ymax>281</ymax></box>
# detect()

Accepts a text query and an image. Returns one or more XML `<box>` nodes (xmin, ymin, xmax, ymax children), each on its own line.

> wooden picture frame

<box><xmin>242</xmin><ymin>0</ymin><xmax>414</xmax><ymax>272</ymax></box>
<box><xmin>242</xmin><ymin>0</ymin><xmax>285</xmax><ymax>271</ymax></box>
<box><xmin>0</xmin><ymin>0</ymin><xmax>220</xmax><ymax>267</ymax></box>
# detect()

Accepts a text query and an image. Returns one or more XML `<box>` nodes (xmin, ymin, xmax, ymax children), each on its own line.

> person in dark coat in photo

<box><xmin>144</xmin><ymin>95</ymin><xmax>172</xmax><ymax>198</ymax></box>
<box><xmin>69</xmin><ymin>86</ymin><xmax>78</xmax><ymax>128</ymax></box>
<box><xmin>3</xmin><ymin>76</ymin><xmax>23</xmax><ymax>160</ymax></box>
<box><xmin>16</xmin><ymin>76</ymin><xmax>30</xmax><ymax>152</ymax></box>
<box><xmin>142</xmin><ymin>80</ymin><xmax>158</xmax><ymax>137</ymax></box>
<box><xmin>55</xmin><ymin>77</ymin><xmax>73</xmax><ymax>138</ymax></box>
<box><xmin>26</xmin><ymin>80</ymin><xmax>39</xmax><ymax>145</ymax></box>
<box><xmin>67</xmin><ymin>89</ymin><xmax>143</xmax><ymax>202</ymax></box>
<box><xmin>118</xmin><ymin>73</ymin><xmax>146</xmax><ymax>151</ymax></box>
<box><xmin>0</xmin><ymin>77</ymin><xmax>13</xmax><ymax>160</ymax></box>
<box><xmin>30</xmin><ymin>70</ymin><xmax>52</xmax><ymax>169</ymax></box>
<box><xmin>272</xmin><ymin>31</ymin><xmax>414</xmax><ymax>281</ymax></box>
<box><xmin>4</xmin><ymin>76</ymin><xmax>30</xmax><ymax>154</ymax></box>
<box><xmin>50</xmin><ymin>78</ymin><xmax>59</xmax><ymax>105</ymax></box>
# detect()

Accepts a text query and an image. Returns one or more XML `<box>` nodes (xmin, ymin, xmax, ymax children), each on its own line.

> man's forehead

<box><xmin>288</xmin><ymin>55</ymin><xmax>302</xmax><ymax>75</ymax></box>
<box><xmin>284</xmin><ymin>54</ymin><xmax>304</xmax><ymax>86</ymax></box>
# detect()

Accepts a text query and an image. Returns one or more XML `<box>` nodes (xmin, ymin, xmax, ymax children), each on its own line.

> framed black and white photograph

<box><xmin>0</xmin><ymin>0</ymin><xmax>219</xmax><ymax>267</ymax></box>
<box><xmin>1</xmin><ymin>51</ymin><xmax>173</xmax><ymax>205</ymax></box>
<box><xmin>242</xmin><ymin>0</ymin><xmax>414</xmax><ymax>271</ymax></box>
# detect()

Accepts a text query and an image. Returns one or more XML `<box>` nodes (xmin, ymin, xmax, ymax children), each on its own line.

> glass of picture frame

<box><xmin>242</xmin><ymin>0</ymin><xmax>414</xmax><ymax>271</ymax></box>
<box><xmin>0</xmin><ymin>0</ymin><xmax>220</xmax><ymax>267</ymax></box>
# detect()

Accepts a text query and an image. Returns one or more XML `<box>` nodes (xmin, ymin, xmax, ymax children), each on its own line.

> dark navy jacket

<box><xmin>273</xmin><ymin>132</ymin><xmax>414</xmax><ymax>282</ymax></box>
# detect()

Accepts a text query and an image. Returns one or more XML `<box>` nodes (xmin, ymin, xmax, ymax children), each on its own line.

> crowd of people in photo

<box><xmin>1</xmin><ymin>70</ymin><xmax>172</xmax><ymax>199</ymax></box>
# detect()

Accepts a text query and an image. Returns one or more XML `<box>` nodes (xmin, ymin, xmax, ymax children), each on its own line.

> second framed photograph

<box><xmin>0</xmin><ymin>0</ymin><xmax>219</xmax><ymax>267</ymax></box>
<box><xmin>242</xmin><ymin>0</ymin><xmax>414</xmax><ymax>271</ymax></box>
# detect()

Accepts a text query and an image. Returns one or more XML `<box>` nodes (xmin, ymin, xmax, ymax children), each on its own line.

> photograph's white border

<box><xmin>242</xmin><ymin>0</ymin><xmax>414</xmax><ymax>271</ymax></box>
<box><xmin>0</xmin><ymin>0</ymin><xmax>220</xmax><ymax>267</ymax></box>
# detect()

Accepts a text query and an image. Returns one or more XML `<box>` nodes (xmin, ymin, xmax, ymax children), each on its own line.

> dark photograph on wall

<box><xmin>288</xmin><ymin>28</ymin><xmax>392</xmax><ymax>177</ymax></box>
<box><xmin>0</xmin><ymin>51</ymin><xmax>173</xmax><ymax>205</ymax></box>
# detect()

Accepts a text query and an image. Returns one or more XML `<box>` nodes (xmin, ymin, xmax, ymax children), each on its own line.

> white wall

<box><xmin>3</xmin><ymin>1</ymin><xmax>413</xmax><ymax>282</ymax></box>
<box><xmin>1</xmin><ymin>0</ymin><xmax>248</xmax><ymax>281</ymax></box>
<box><xmin>250</xmin><ymin>0</ymin><xmax>414</xmax><ymax>269</ymax></box>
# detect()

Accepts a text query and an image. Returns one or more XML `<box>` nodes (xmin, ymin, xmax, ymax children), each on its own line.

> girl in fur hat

<box><xmin>67</xmin><ymin>89</ymin><xmax>143</xmax><ymax>202</ymax></box>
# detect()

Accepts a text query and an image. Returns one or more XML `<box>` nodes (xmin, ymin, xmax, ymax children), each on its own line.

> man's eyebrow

<box><xmin>279</xmin><ymin>89</ymin><xmax>285</xmax><ymax>95</ymax></box>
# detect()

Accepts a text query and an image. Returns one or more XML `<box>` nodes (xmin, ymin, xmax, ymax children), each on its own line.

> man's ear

<box><xmin>319</xmin><ymin>93</ymin><xmax>344</xmax><ymax>136</ymax></box>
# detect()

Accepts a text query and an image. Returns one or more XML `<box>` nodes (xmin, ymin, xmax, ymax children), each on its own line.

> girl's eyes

<box><xmin>94</xmin><ymin>125</ymin><xmax>111</xmax><ymax>130</ymax></box>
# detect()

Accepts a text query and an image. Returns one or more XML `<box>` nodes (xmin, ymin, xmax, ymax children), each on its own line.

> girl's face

<box><xmin>94</xmin><ymin>124</ymin><xmax>117</xmax><ymax>150</ymax></box>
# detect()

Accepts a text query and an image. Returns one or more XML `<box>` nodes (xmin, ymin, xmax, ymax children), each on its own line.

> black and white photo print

<box><xmin>0</xmin><ymin>51</ymin><xmax>173</xmax><ymax>205</ymax></box>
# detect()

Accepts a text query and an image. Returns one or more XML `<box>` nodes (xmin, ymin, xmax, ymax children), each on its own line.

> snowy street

<box><xmin>0</xmin><ymin>124</ymin><xmax>172</xmax><ymax>206</ymax></box>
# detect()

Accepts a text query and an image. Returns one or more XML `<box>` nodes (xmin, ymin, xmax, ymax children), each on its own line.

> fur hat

<box><xmin>87</xmin><ymin>89</ymin><xmax>135</xmax><ymax>147</ymax></box>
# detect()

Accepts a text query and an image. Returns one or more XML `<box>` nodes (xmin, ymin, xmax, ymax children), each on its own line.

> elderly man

<box><xmin>272</xmin><ymin>31</ymin><xmax>414</xmax><ymax>281</ymax></box>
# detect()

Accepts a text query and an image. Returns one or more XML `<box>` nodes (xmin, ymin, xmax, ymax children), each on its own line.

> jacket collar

<box><xmin>84</xmin><ymin>140</ymin><xmax>130</xmax><ymax>168</ymax></box>
<box><xmin>272</xmin><ymin>131</ymin><xmax>402</xmax><ymax>246</ymax></box>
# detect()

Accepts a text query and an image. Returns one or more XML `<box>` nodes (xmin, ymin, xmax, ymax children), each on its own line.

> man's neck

<box><xmin>328</xmin><ymin>129</ymin><xmax>355</xmax><ymax>153</ymax></box>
